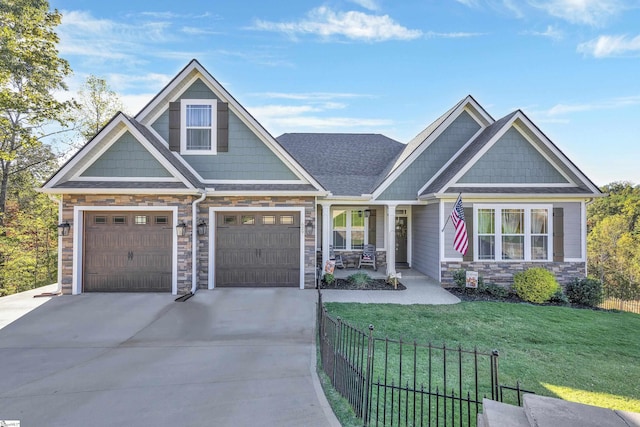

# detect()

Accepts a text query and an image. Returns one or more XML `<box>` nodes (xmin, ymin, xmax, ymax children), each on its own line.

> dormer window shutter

<box><xmin>169</xmin><ymin>101</ymin><xmax>180</xmax><ymax>152</ymax></box>
<box><xmin>217</xmin><ymin>102</ymin><xmax>229</xmax><ymax>152</ymax></box>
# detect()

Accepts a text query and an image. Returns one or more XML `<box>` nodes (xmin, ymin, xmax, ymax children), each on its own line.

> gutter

<box><xmin>191</xmin><ymin>190</ymin><xmax>207</xmax><ymax>294</ymax></box>
<box><xmin>46</xmin><ymin>194</ymin><xmax>63</xmax><ymax>295</ymax></box>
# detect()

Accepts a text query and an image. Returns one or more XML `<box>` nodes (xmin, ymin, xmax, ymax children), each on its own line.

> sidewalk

<box><xmin>321</xmin><ymin>268</ymin><xmax>460</xmax><ymax>305</ymax></box>
<box><xmin>0</xmin><ymin>283</ymin><xmax>58</xmax><ymax>330</ymax></box>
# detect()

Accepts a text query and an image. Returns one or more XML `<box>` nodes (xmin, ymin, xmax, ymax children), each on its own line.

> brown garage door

<box><xmin>216</xmin><ymin>212</ymin><xmax>300</xmax><ymax>287</ymax></box>
<box><xmin>84</xmin><ymin>211</ymin><xmax>172</xmax><ymax>292</ymax></box>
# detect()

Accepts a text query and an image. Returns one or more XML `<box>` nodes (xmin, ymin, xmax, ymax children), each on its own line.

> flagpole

<box><xmin>441</xmin><ymin>193</ymin><xmax>462</xmax><ymax>232</ymax></box>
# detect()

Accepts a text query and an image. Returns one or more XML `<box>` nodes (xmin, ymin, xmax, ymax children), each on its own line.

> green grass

<box><xmin>324</xmin><ymin>301</ymin><xmax>640</xmax><ymax>414</ymax></box>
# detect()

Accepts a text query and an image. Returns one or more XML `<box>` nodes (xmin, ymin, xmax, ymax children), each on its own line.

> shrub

<box><xmin>324</xmin><ymin>273</ymin><xmax>335</xmax><ymax>285</ymax></box>
<box><xmin>549</xmin><ymin>288</ymin><xmax>570</xmax><ymax>306</ymax></box>
<box><xmin>512</xmin><ymin>268</ymin><xmax>560</xmax><ymax>304</ymax></box>
<box><xmin>565</xmin><ymin>277</ymin><xmax>603</xmax><ymax>307</ymax></box>
<box><xmin>483</xmin><ymin>283</ymin><xmax>509</xmax><ymax>299</ymax></box>
<box><xmin>453</xmin><ymin>269</ymin><xmax>466</xmax><ymax>289</ymax></box>
<box><xmin>348</xmin><ymin>272</ymin><xmax>371</xmax><ymax>288</ymax></box>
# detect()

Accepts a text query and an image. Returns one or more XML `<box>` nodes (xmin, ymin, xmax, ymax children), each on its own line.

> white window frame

<box><xmin>473</xmin><ymin>204</ymin><xmax>553</xmax><ymax>262</ymax></box>
<box><xmin>331</xmin><ymin>208</ymin><xmax>368</xmax><ymax>251</ymax></box>
<box><xmin>180</xmin><ymin>99</ymin><xmax>217</xmax><ymax>155</ymax></box>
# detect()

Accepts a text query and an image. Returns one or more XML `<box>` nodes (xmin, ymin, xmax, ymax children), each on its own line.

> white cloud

<box><xmin>258</xmin><ymin>92</ymin><xmax>371</xmax><ymax>101</ymax></box>
<box><xmin>522</xmin><ymin>25</ymin><xmax>563</xmax><ymax>40</ymax></box>
<box><xmin>544</xmin><ymin>95</ymin><xmax>640</xmax><ymax>115</ymax></box>
<box><xmin>425</xmin><ymin>31</ymin><xmax>486</xmax><ymax>38</ymax></box>
<box><xmin>58</xmin><ymin>10</ymin><xmax>174</xmax><ymax>63</ymax></box>
<box><xmin>252</xmin><ymin>6</ymin><xmax>422</xmax><ymax>41</ymax></box>
<box><xmin>181</xmin><ymin>26</ymin><xmax>222</xmax><ymax>36</ymax></box>
<box><xmin>349</xmin><ymin>0</ymin><xmax>381</xmax><ymax>11</ymax></box>
<box><xmin>455</xmin><ymin>0</ymin><xmax>480</xmax><ymax>7</ymax></box>
<box><xmin>528</xmin><ymin>0</ymin><xmax>624</xmax><ymax>26</ymax></box>
<box><xmin>105</xmin><ymin>72</ymin><xmax>173</xmax><ymax>92</ymax></box>
<box><xmin>577</xmin><ymin>34</ymin><xmax>640</xmax><ymax>57</ymax></box>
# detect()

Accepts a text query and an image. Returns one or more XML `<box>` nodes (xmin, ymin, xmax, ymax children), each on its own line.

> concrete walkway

<box><xmin>0</xmin><ymin>288</ymin><xmax>339</xmax><ymax>427</ymax></box>
<box><xmin>322</xmin><ymin>268</ymin><xmax>460</xmax><ymax>305</ymax></box>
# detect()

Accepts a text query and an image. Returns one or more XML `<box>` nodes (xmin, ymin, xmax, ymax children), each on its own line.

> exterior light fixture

<box><xmin>57</xmin><ymin>221</ymin><xmax>70</xmax><ymax>236</ymax></box>
<box><xmin>197</xmin><ymin>220</ymin><xmax>208</xmax><ymax>236</ymax></box>
<box><xmin>364</xmin><ymin>209</ymin><xmax>371</xmax><ymax>218</ymax></box>
<box><xmin>176</xmin><ymin>221</ymin><xmax>187</xmax><ymax>237</ymax></box>
<box><xmin>305</xmin><ymin>220</ymin><xmax>314</xmax><ymax>236</ymax></box>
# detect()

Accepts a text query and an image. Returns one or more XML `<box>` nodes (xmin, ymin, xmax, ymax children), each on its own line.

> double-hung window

<box><xmin>181</xmin><ymin>99</ymin><xmax>217</xmax><ymax>154</ymax></box>
<box><xmin>474</xmin><ymin>205</ymin><xmax>552</xmax><ymax>261</ymax></box>
<box><xmin>332</xmin><ymin>209</ymin><xmax>367</xmax><ymax>250</ymax></box>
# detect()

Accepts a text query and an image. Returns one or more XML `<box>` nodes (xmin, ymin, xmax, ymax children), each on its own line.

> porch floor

<box><xmin>322</xmin><ymin>267</ymin><xmax>460</xmax><ymax>305</ymax></box>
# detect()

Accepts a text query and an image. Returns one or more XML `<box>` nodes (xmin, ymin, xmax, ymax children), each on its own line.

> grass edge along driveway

<box><xmin>324</xmin><ymin>301</ymin><xmax>640</xmax><ymax>413</ymax></box>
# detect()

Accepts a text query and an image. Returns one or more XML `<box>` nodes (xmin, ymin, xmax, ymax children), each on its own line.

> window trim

<box><xmin>473</xmin><ymin>204</ymin><xmax>553</xmax><ymax>262</ymax></box>
<box><xmin>180</xmin><ymin>98</ymin><xmax>217</xmax><ymax>155</ymax></box>
<box><xmin>331</xmin><ymin>208</ymin><xmax>369</xmax><ymax>251</ymax></box>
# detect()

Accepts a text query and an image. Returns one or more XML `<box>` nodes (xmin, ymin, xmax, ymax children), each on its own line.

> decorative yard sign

<box><xmin>325</xmin><ymin>260</ymin><xmax>335</xmax><ymax>274</ymax></box>
<box><xmin>466</xmin><ymin>271</ymin><xmax>478</xmax><ymax>288</ymax></box>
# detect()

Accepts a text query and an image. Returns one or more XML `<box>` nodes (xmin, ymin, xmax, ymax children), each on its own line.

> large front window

<box><xmin>181</xmin><ymin>99</ymin><xmax>217</xmax><ymax>154</ymax></box>
<box><xmin>475</xmin><ymin>205</ymin><xmax>551</xmax><ymax>261</ymax></box>
<box><xmin>332</xmin><ymin>209</ymin><xmax>367</xmax><ymax>250</ymax></box>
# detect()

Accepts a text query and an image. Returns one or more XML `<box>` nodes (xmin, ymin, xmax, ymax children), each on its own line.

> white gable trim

<box><xmin>73</xmin><ymin>177</ymin><xmax>180</xmax><ymax>182</ymax></box>
<box><xmin>437</xmin><ymin>113</ymin><xmax>578</xmax><ymax>193</ymax></box>
<box><xmin>371</xmin><ymin>98</ymin><xmax>490</xmax><ymax>200</ymax></box>
<box><xmin>203</xmin><ymin>179</ymin><xmax>306</xmax><ymax>185</ymax></box>
<box><xmin>135</xmin><ymin>60</ymin><xmax>324</xmax><ymax>192</ymax></box>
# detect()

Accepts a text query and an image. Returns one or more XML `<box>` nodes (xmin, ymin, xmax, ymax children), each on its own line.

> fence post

<box><xmin>363</xmin><ymin>324</ymin><xmax>374</xmax><ymax>426</ymax></box>
<box><xmin>333</xmin><ymin>317</ymin><xmax>342</xmax><ymax>385</ymax></box>
<box><xmin>491</xmin><ymin>349</ymin><xmax>500</xmax><ymax>401</ymax></box>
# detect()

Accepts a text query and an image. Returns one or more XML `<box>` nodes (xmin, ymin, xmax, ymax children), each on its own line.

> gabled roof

<box><xmin>419</xmin><ymin>110</ymin><xmax>602</xmax><ymax>198</ymax></box>
<box><xmin>278</xmin><ymin>133</ymin><xmax>404</xmax><ymax>196</ymax></box>
<box><xmin>370</xmin><ymin>95</ymin><xmax>493</xmax><ymax>199</ymax></box>
<box><xmin>135</xmin><ymin>59</ymin><xmax>325</xmax><ymax>192</ymax></box>
<box><xmin>41</xmin><ymin>113</ymin><xmax>201</xmax><ymax>193</ymax></box>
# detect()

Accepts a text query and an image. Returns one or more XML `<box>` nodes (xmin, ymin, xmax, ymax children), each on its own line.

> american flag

<box><xmin>450</xmin><ymin>195</ymin><xmax>469</xmax><ymax>255</ymax></box>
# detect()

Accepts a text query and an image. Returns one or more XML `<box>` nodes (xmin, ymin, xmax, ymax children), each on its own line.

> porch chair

<box><xmin>329</xmin><ymin>245</ymin><xmax>344</xmax><ymax>269</ymax></box>
<box><xmin>358</xmin><ymin>244</ymin><xmax>377</xmax><ymax>271</ymax></box>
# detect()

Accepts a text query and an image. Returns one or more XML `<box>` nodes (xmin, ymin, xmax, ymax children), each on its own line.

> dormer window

<box><xmin>181</xmin><ymin>99</ymin><xmax>217</xmax><ymax>154</ymax></box>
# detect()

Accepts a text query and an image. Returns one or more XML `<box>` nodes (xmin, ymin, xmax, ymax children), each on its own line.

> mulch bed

<box><xmin>446</xmin><ymin>287</ymin><xmax>603</xmax><ymax>310</ymax></box>
<box><xmin>321</xmin><ymin>278</ymin><xmax>406</xmax><ymax>291</ymax></box>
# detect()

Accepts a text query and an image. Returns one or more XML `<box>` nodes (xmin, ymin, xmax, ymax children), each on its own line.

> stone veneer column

<box><xmin>386</xmin><ymin>204</ymin><xmax>397</xmax><ymax>277</ymax></box>
<box><xmin>321</xmin><ymin>203</ymin><xmax>331</xmax><ymax>275</ymax></box>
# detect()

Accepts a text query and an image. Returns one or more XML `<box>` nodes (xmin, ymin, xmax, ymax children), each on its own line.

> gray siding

<box><xmin>459</xmin><ymin>127</ymin><xmax>568</xmax><ymax>184</ymax></box>
<box><xmin>556</xmin><ymin>202</ymin><xmax>582</xmax><ymax>259</ymax></box>
<box><xmin>81</xmin><ymin>131</ymin><xmax>172</xmax><ymax>177</ymax></box>
<box><xmin>443</xmin><ymin>201</ymin><xmax>461</xmax><ymax>258</ymax></box>
<box><xmin>151</xmin><ymin>78</ymin><xmax>298</xmax><ymax>181</ymax></box>
<box><xmin>378</xmin><ymin>111</ymin><xmax>481</xmax><ymax>200</ymax></box>
<box><xmin>411</xmin><ymin>204</ymin><xmax>440</xmax><ymax>280</ymax></box>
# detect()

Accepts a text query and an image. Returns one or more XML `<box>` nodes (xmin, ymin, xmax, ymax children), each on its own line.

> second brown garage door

<box><xmin>84</xmin><ymin>211</ymin><xmax>173</xmax><ymax>292</ymax></box>
<box><xmin>215</xmin><ymin>212</ymin><xmax>300</xmax><ymax>287</ymax></box>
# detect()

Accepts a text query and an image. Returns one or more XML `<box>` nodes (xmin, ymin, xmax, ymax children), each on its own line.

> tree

<box><xmin>0</xmin><ymin>0</ymin><xmax>73</xmax><ymax>225</ymax></box>
<box><xmin>76</xmin><ymin>75</ymin><xmax>123</xmax><ymax>142</ymax></box>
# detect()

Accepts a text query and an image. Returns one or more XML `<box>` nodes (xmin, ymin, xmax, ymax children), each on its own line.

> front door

<box><xmin>395</xmin><ymin>216</ymin><xmax>408</xmax><ymax>264</ymax></box>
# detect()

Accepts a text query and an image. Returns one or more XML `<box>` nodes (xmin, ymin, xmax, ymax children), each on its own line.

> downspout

<box><xmin>191</xmin><ymin>190</ymin><xmax>207</xmax><ymax>294</ymax></box>
<box><xmin>47</xmin><ymin>194</ymin><xmax>63</xmax><ymax>294</ymax></box>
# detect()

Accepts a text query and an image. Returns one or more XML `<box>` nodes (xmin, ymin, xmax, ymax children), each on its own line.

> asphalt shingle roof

<box><xmin>277</xmin><ymin>133</ymin><xmax>405</xmax><ymax>196</ymax></box>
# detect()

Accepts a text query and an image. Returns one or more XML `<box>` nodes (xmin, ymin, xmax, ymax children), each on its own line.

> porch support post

<box><xmin>386</xmin><ymin>204</ymin><xmax>397</xmax><ymax>277</ymax></box>
<box><xmin>321</xmin><ymin>203</ymin><xmax>331</xmax><ymax>275</ymax></box>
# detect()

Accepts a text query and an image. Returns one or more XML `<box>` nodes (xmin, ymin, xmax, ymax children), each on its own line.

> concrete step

<box><xmin>477</xmin><ymin>412</ymin><xmax>487</xmax><ymax>427</ymax></box>
<box><xmin>615</xmin><ymin>409</ymin><xmax>640</xmax><ymax>427</ymax></box>
<box><xmin>481</xmin><ymin>398</ymin><xmax>530</xmax><ymax>427</ymax></box>
<box><xmin>523</xmin><ymin>394</ymin><xmax>632</xmax><ymax>427</ymax></box>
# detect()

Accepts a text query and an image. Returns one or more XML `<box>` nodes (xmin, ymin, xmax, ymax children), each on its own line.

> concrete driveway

<box><xmin>0</xmin><ymin>289</ymin><xmax>338</xmax><ymax>427</ymax></box>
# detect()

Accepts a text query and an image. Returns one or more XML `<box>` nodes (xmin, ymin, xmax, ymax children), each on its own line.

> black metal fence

<box><xmin>317</xmin><ymin>290</ymin><xmax>529</xmax><ymax>427</ymax></box>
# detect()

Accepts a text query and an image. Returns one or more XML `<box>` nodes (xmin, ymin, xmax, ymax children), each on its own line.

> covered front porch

<box><xmin>317</xmin><ymin>202</ymin><xmax>412</xmax><ymax>278</ymax></box>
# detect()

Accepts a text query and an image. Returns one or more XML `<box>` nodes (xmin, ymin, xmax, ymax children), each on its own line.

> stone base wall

<box><xmin>441</xmin><ymin>261</ymin><xmax>586</xmax><ymax>287</ymax></box>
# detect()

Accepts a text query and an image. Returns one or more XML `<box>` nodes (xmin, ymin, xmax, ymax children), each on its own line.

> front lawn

<box><xmin>324</xmin><ymin>301</ymin><xmax>640</xmax><ymax>413</ymax></box>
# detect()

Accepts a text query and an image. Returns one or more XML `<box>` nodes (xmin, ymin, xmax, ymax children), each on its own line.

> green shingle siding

<box><xmin>81</xmin><ymin>131</ymin><xmax>172</xmax><ymax>177</ymax></box>
<box><xmin>149</xmin><ymin>78</ymin><xmax>298</xmax><ymax>181</ymax></box>
<box><xmin>184</xmin><ymin>112</ymin><xmax>298</xmax><ymax>180</ymax></box>
<box><xmin>378</xmin><ymin>111</ymin><xmax>481</xmax><ymax>200</ymax></box>
<box><xmin>459</xmin><ymin>128</ymin><xmax>568</xmax><ymax>184</ymax></box>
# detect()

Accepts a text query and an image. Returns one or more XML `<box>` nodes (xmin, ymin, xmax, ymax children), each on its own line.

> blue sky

<box><xmin>49</xmin><ymin>0</ymin><xmax>640</xmax><ymax>186</ymax></box>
